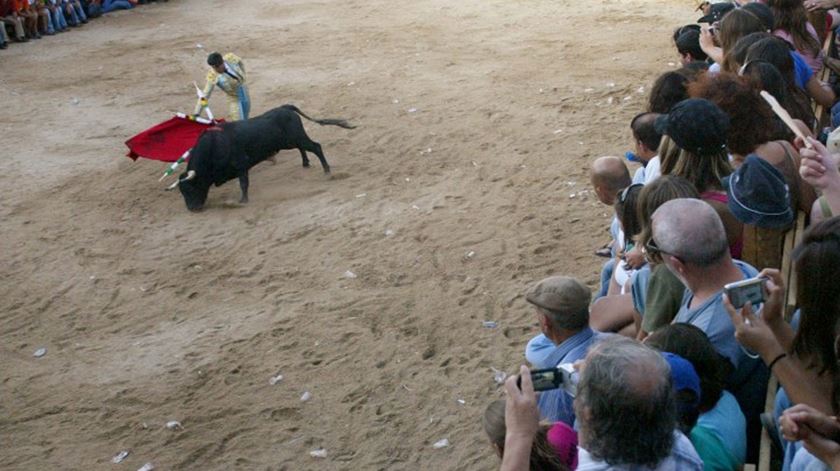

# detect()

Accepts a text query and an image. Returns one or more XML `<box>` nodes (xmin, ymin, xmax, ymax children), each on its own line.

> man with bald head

<box><xmin>590</xmin><ymin>156</ymin><xmax>633</xmax><ymax>298</ymax></box>
<box><xmin>574</xmin><ymin>337</ymin><xmax>704</xmax><ymax>470</ymax></box>
<box><xmin>590</xmin><ymin>156</ymin><xmax>632</xmax><ymax>206</ymax></box>
<box><xmin>650</xmin><ymin>198</ymin><xmax>767</xmax><ymax>456</ymax></box>
<box><xmin>650</xmin><ymin>198</ymin><xmax>757</xmax><ymax>367</ymax></box>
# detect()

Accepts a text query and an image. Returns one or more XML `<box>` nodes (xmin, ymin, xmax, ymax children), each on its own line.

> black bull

<box><xmin>174</xmin><ymin>105</ymin><xmax>355</xmax><ymax>211</ymax></box>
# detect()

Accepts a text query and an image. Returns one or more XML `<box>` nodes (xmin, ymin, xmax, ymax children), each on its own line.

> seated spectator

<box><xmin>29</xmin><ymin>0</ymin><xmax>53</xmax><ymax>36</ymax></box>
<box><xmin>647</xmin><ymin>324</ymin><xmax>747</xmax><ymax>471</ymax></box>
<box><xmin>650</xmin><ymin>198</ymin><xmax>766</xmax><ymax>461</ymax></box>
<box><xmin>724</xmin><ymin>216</ymin><xmax>840</xmax><ymax>461</ymax></box>
<box><xmin>768</xmin><ymin>0</ymin><xmax>824</xmax><ymax>74</ymax></box>
<box><xmin>101</xmin><ymin>0</ymin><xmax>133</xmax><ymax>13</ymax></box>
<box><xmin>500</xmin><ymin>339</ymin><xmax>705</xmax><ymax>471</ymax></box>
<box><xmin>660</xmin><ymin>352</ymin><xmax>703</xmax><ymax>436</ymax></box>
<box><xmin>634</xmin><ymin>176</ymin><xmax>699</xmax><ymax>339</ymax></box>
<box><xmin>483</xmin><ymin>399</ymin><xmax>574</xmax><ymax>470</ymax></box>
<box><xmin>61</xmin><ymin>0</ymin><xmax>86</xmax><ymax>25</ymax></box>
<box><xmin>779</xmin><ymin>403</ymin><xmax>840</xmax><ymax>470</ymax></box>
<box><xmin>746</xmin><ymin>36</ymin><xmax>835</xmax><ymax>109</ymax></box>
<box><xmin>648</xmin><ymin>71</ymin><xmax>689</xmax><ymax>113</ymax></box>
<box><xmin>689</xmin><ymin>72</ymin><xmax>816</xmax><ymax>266</ymax></box>
<box><xmin>43</xmin><ymin>0</ymin><xmax>68</xmax><ymax>33</ymax></box>
<box><xmin>574</xmin><ymin>337</ymin><xmax>704</xmax><ymax>470</ymax></box>
<box><xmin>674</xmin><ymin>25</ymin><xmax>708</xmax><ymax>65</ymax></box>
<box><xmin>590</xmin><ymin>183</ymin><xmax>643</xmax><ymax>335</ymax></box>
<box><xmin>739</xmin><ymin>57</ymin><xmax>815</xmax><ymax>141</ymax></box>
<box><xmin>14</xmin><ymin>0</ymin><xmax>40</xmax><ymax>39</ymax></box>
<box><xmin>655</xmin><ymin>98</ymin><xmax>743</xmax><ymax>259</ymax></box>
<box><xmin>629</xmin><ymin>112</ymin><xmax>663</xmax><ymax>185</ymax></box>
<box><xmin>799</xmin><ymin>138</ymin><xmax>840</xmax><ymax>223</ymax></box>
<box><xmin>1</xmin><ymin>0</ymin><xmax>28</xmax><ymax>43</ymax></box>
<box><xmin>82</xmin><ymin>0</ymin><xmax>103</xmax><ymax>17</ymax></box>
<box><xmin>701</xmin><ymin>8</ymin><xmax>766</xmax><ymax>70</ymax></box>
<box><xmin>523</xmin><ymin>276</ymin><xmax>603</xmax><ymax>425</ymax></box>
<box><xmin>589</xmin><ymin>156</ymin><xmax>632</xmax><ymax>298</ymax></box>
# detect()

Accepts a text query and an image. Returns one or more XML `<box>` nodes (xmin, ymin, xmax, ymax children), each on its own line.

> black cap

<box><xmin>698</xmin><ymin>2</ymin><xmax>736</xmax><ymax>23</ymax></box>
<box><xmin>654</xmin><ymin>98</ymin><xmax>730</xmax><ymax>155</ymax></box>
<box><xmin>722</xmin><ymin>155</ymin><xmax>794</xmax><ymax>229</ymax></box>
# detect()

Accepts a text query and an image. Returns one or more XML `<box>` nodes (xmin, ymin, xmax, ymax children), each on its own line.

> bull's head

<box><xmin>174</xmin><ymin>170</ymin><xmax>210</xmax><ymax>212</ymax></box>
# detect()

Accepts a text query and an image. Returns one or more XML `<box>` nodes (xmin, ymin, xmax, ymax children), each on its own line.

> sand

<box><xmin>1</xmin><ymin>0</ymin><xmax>692</xmax><ymax>468</ymax></box>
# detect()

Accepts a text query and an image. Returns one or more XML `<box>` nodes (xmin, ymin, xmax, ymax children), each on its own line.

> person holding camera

<box><xmin>502</xmin><ymin>338</ymin><xmax>704</xmax><ymax>471</ymax></box>
<box><xmin>523</xmin><ymin>276</ymin><xmax>602</xmax><ymax>425</ymax></box>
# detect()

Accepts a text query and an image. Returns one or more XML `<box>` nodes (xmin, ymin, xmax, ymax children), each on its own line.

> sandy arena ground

<box><xmin>2</xmin><ymin>0</ymin><xmax>693</xmax><ymax>468</ymax></box>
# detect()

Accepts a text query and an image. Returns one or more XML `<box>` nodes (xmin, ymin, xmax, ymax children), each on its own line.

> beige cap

<box><xmin>525</xmin><ymin>276</ymin><xmax>591</xmax><ymax>316</ymax></box>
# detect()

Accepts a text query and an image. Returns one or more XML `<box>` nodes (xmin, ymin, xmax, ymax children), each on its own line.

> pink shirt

<box><xmin>773</xmin><ymin>24</ymin><xmax>824</xmax><ymax>74</ymax></box>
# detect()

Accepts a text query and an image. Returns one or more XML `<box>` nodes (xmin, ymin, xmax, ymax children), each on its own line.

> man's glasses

<box><xmin>643</xmin><ymin>237</ymin><xmax>679</xmax><ymax>261</ymax></box>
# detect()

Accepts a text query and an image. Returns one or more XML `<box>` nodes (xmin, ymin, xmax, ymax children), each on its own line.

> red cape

<box><xmin>125</xmin><ymin>116</ymin><xmax>222</xmax><ymax>162</ymax></box>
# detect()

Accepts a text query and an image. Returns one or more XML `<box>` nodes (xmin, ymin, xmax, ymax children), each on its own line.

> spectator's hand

<box><xmin>623</xmin><ymin>246</ymin><xmax>646</xmax><ymax>270</ymax></box>
<box><xmin>805</xmin><ymin>0</ymin><xmax>840</xmax><ymax>12</ymax></box>
<box><xmin>757</xmin><ymin>269</ymin><xmax>785</xmax><ymax>328</ymax></box>
<box><xmin>699</xmin><ymin>25</ymin><xmax>716</xmax><ymax>55</ymax></box>
<box><xmin>781</xmin><ymin>404</ymin><xmax>840</xmax><ymax>468</ymax></box>
<box><xmin>723</xmin><ymin>294</ymin><xmax>781</xmax><ymax>359</ymax></box>
<box><xmin>504</xmin><ymin>365</ymin><xmax>539</xmax><ymax>440</ymax></box>
<box><xmin>799</xmin><ymin>137</ymin><xmax>840</xmax><ymax>192</ymax></box>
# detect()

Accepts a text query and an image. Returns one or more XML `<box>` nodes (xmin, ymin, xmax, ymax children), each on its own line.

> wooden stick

<box><xmin>760</xmin><ymin>90</ymin><xmax>813</xmax><ymax>149</ymax></box>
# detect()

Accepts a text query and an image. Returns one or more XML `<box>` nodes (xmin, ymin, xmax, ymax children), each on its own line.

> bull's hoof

<box><xmin>239</xmin><ymin>198</ymin><xmax>249</xmax><ymax>204</ymax></box>
<box><xmin>302</xmin><ymin>162</ymin><xmax>311</xmax><ymax>168</ymax></box>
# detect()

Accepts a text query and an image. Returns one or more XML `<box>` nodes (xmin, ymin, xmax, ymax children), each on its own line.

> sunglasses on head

<box><xmin>618</xmin><ymin>183</ymin><xmax>644</xmax><ymax>204</ymax></box>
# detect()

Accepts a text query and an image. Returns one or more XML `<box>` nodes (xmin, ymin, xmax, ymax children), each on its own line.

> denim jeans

<box><xmin>102</xmin><ymin>0</ymin><xmax>134</xmax><ymax>13</ymax></box>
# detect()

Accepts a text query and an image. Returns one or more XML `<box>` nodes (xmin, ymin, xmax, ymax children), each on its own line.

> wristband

<box><xmin>767</xmin><ymin>352</ymin><xmax>787</xmax><ymax>371</ymax></box>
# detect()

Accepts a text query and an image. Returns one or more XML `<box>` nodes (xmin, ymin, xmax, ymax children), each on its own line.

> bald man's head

<box><xmin>590</xmin><ymin>156</ymin><xmax>631</xmax><ymax>205</ymax></box>
<box><xmin>651</xmin><ymin>198</ymin><xmax>728</xmax><ymax>267</ymax></box>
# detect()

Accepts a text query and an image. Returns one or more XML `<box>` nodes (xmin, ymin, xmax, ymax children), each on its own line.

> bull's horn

<box><xmin>165</xmin><ymin>180</ymin><xmax>180</xmax><ymax>191</ymax></box>
<box><xmin>183</xmin><ymin>170</ymin><xmax>197</xmax><ymax>181</ymax></box>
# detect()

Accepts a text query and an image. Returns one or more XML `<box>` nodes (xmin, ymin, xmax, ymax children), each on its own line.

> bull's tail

<box><xmin>282</xmin><ymin>104</ymin><xmax>356</xmax><ymax>129</ymax></box>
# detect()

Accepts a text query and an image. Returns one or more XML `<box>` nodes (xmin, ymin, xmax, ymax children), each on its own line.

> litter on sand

<box><xmin>33</xmin><ymin>347</ymin><xmax>47</xmax><ymax>358</ymax></box>
<box><xmin>269</xmin><ymin>374</ymin><xmax>284</xmax><ymax>385</ymax></box>
<box><xmin>482</xmin><ymin>321</ymin><xmax>498</xmax><ymax>329</ymax></box>
<box><xmin>343</xmin><ymin>270</ymin><xmax>357</xmax><ymax>279</ymax></box>
<box><xmin>300</xmin><ymin>391</ymin><xmax>313</xmax><ymax>402</ymax></box>
<box><xmin>433</xmin><ymin>438</ymin><xmax>450</xmax><ymax>449</ymax></box>
<box><xmin>165</xmin><ymin>420</ymin><xmax>182</xmax><ymax>430</ymax></box>
<box><xmin>112</xmin><ymin>451</ymin><xmax>130</xmax><ymax>464</ymax></box>
<box><xmin>491</xmin><ymin>367</ymin><xmax>507</xmax><ymax>384</ymax></box>
<box><xmin>137</xmin><ymin>464</ymin><xmax>154</xmax><ymax>471</ymax></box>
<box><xmin>310</xmin><ymin>448</ymin><xmax>328</xmax><ymax>458</ymax></box>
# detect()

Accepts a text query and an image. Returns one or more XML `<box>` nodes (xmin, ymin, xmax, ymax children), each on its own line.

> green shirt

<box><xmin>641</xmin><ymin>264</ymin><xmax>686</xmax><ymax>333</ymax></box>
<box><xmin>690</xmin><ymin>425</ymin><xmax>741</xmax><ymax>471</ymax></box>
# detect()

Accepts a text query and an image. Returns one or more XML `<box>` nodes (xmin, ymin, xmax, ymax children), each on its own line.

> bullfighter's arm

<box><xmin>194</xmin><ymin>69</ymin><xmax>218</xmax><ymax>116</ymax></box>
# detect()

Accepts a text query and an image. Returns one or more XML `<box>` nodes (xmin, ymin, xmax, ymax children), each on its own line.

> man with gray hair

<box><xmin>523</xmin><ymin>276</ymin><xmax>602</xmax><ymax>424</ymax></box>
<box><xmin>575</xmin><ymin>337</ymin><xmax>703</xmax><ymax>470</ymax></box>
<box><xmin>650</xmin><ymin>198</ymin><xmax>767</xmax><ymax>458</ymax></box>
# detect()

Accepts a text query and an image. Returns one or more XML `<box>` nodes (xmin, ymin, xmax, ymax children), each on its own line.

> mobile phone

<box><xmin>517</xmin><ymin>364</ymin><xmax>578</xmax><ymax>396</ymax></box>
<box><xmin>724</xmin><ymin>276</ymin><xmax>767</xmax><ymax>309</ymax></box>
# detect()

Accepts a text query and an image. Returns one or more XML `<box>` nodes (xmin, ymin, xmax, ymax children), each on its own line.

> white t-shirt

<box><xmin>644</xmin><ymin>156</ymin><xmax>661</xmax><ymax>184</ymax></box>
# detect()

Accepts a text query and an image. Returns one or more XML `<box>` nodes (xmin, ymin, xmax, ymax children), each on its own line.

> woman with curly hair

<box><xmin>688</xmin><ymin>73</ymin><xmax>816</xmax><ymax>211</ymax></box>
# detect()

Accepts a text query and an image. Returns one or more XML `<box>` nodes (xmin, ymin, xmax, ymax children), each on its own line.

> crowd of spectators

<box><xmin>485</xmin><ymin>1</ymin><xmax>840</xmax><ymax>470</ymax></box>
<box><xmin>0</xmin><ymin>0</ymin><xmax>167</xmax><ymax>49</ymax></box>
